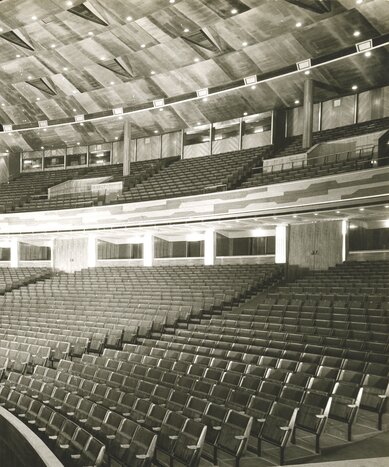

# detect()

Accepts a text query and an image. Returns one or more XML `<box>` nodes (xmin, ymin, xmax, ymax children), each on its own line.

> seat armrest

<box><xmin>187</xmin><ymin>445</ymin><xmax>199</xmax><ymax>450</ymax></box>
<box><xmin>213</xmin><ymin>426</ymin><xmax>222</xmax><ymax>431</ymax></box>
<box><xmin>234</xmin><ymin>435</ymin><xmax>246</xmax><ymax>440</ymax></box>
<box><xmin>169</xmin><ymin>435</ymin><xmax>178</xmax><ymax>440</ymax></box>
<box><xmin>120</xmin><ymin>444</ymin><xmax>130</xmax><ymax>449</ymax></box>
<box><xmin>257</xmin><ymin>418</ymin><xmax>266</xmax><ymax>423</ymax></box>
<box><xmin>136</xmin><ymin>454</ymin><xmax>148</xmax><ymax>460</ymax></box>
<box><xmin>378</xmin><ymin>395</ymin><xmax>387</xmax><ymax>399</ymax></box>
<box><xmin>316</xmin><ymin>414</ymin><xmax>326</xmax><ymax>419</ymax></box>
<box><xmin>280</xmin><ymin>426</ymin><xmax>290</xmax><ymax>431</ymax></box>
<box><xmin>347</xmin><ymin>404</ymin><xmax>357</xmax><ymax>408</ymax></box>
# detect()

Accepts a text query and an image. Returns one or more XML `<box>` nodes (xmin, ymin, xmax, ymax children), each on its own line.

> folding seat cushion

<box><xmin>110</xmin><ymin>418</ymin><xmax>139</xmax><ymax>463</ymax></box>
<box><xmin>201</xmin><ymin>403</ymin><xmax>228</xmax><ymax>445</ymax></box>
<box><xmin>171</xmin><ymin>420</ymin><xmax>207</xmax><ymax>467</ymax></box>
<box><xmin>157</xmin><ymin>412</ymin><xmax>188</xmax><ymax>455</ymax></box>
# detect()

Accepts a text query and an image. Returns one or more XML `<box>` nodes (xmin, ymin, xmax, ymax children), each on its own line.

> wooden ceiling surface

<box><xmin>0</xmin><ymin>0</ymin><xmax>387</xmax><ymax>151</ymax></box>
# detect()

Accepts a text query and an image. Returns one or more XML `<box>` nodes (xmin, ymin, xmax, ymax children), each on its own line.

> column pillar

<box><xmin>123</xmin><ymin>119</ymin><xmax>132</xmax><ymax>176</ymax></box>
<box><xmin>143</xmin><ymin>233</ymin><xmax>154</xmax><ymax>267</ymax></box>
<box><xmin>302</xmin><ymin>78</ymin><xmax>314</xmax><ymax>149</ymax></box>
<box><xmin>204</xmin><ymin>230</ymin><xmax>216</xmax><ymax>266</ymax></box>
<box><xmin>87</xmin><ymin>235</ymin><xmax>97</xmax><ymax>268</ymax></box>
<box><xmin>238</xmin><ymin>118</ymin><xmax>243</xmax><ymax>150</ymax></box>
<box><xmin>10</xmin><ymin>239</ymin><xmax>19</xmax><ymax>268</ymax></box>
<box><xmin>275</xmin><ymin>225</ymin><xmax>288</xmax><ymax>264</ymax></box>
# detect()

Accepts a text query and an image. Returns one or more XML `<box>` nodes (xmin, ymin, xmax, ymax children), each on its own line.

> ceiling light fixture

<box><xmin>353</xmin><ymin>31</ymin><xmax>361</xmax><ymax>37</ymax></box>
<box><xmin>352</xmin><ymin>84</ymin><xmax>358</xmax><ymax>90</ymax></box>
<box><xmin>63</xmin><ymin>67</ymin><xmax>68</xmax><ymax>71</ymax></box>
<box><xmin>32</xmin><ymin>15</ymin><xmax>37</xmax><ymax>20</ymax></box>
<box><xmin>364</xmin><ymin>51</ymin><xmax>372</xmax><ymax>57</ymax></box>
<box><xmin>16</xmin><ymin>54</ymin><xmax>21</xmax><ymax>58</ymax></box>
<box><xmin>242</xmin><ymin>41</ymin><xmax>248</xmax><ymax>47</ymax></box>
<box><xmin>243</xmin><ymin>112</ymin><xmax>248</xmax><ymax>116</ymax></box>
<box><xmin>296</xmin><ymin>22</ymin><xmax>302</xmax><ymax>27</ymax></box>
<box><xmin>294</xmin><ymin>99</ymin><xmax>300</xmax><ymax>104</ymax></box>
<box><xmin>304</xmin><ymin>70</ymin><xmax>311</xmax><ymax>75</ymax></box>
<box><xmin>110</xmin><ymin>81</ymin><xmax>115</xmax><ymax>85</ymax></box>
<box><xmin>88</xmin><ymin>31</ymin><xmax>94</xmax><ymax>36</ymax></box>
<box><xmin>231</xmin><ymin>8</ymin><xmax>238</xmax><ymax>14</ymax></box>
<box><xmin>66</xmin><ymin>1</ymin><xmax>73</xmax><ymax>6</ymax></box>
<box><xmin>154</xmin><ymin>130</ymin><xmax>158</xmax><ymax>133</ymax></box>
<box><xmin>126</xmin><ymin>16</ymin><xmax>133</xmax><ymax>21</ymax></box>
<box><xmin>150</xmin><ymin>71</ymin><xmax>155</xmax><ymax>75</ymax></box>
<box><xmin>184</xmin><ymin>28</ymin><xmax>189</xmax><ymax>33</ymax></box>
<box><xmin>359</xmin><ymin>207</ymin><xmax>364</xmax><ymax>211</ymax></box>
<box><xmin>51</xmin><ymin>44</ymin><xmax>56</xmax><ymax>48</ymax></box>
<box><xmin>194</xmin><ymin>57</ymin><xmax>200</xmax><ymax>62</ymax></box>
<box><xmin>251</xmin><ymin>85</ymin><xmax>256</xmax><ymax>89</ymax></box>
<box><xmin>27</xmin><ymin>75</ymin><xmax>32</xmax><ymax>80</ymax></box>
<box><xmin>140</xmin><ymin>44</ymin><xmax>146</xmax><ymax>48</ymax></box>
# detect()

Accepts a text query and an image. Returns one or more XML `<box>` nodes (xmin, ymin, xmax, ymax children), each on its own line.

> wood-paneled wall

<box><xmin>288</xmin><ymin>221</ymin><xmax>343</xmax><ymax>270</ymax></box>
<box><xmin>136</xmin><ymin>135</ymin><xmax>162</xmax><ymax>161</ymax></box>
<box><xmin>53</xmin><ymin>238</ymin><xmax>89</xmax><ymax>272</ymax></box>
<box><xmin>287</xmin><ymin>85</ymin><xmax>389</xmax><ymax>137</ymax></box>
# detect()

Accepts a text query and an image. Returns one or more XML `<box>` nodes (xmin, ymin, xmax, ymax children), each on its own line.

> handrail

<box><xmin>262</xmin><ymin>144</ymin><xmax>377</xmax><ymax>174</ymax></box>
<box><xmin>0</xmin><ymin>406</ymin><xmax>63</xmax><ymax>467</ymax></box>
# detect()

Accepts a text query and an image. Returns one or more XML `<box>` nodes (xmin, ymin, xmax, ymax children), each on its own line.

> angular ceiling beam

<box><xmin>27</xmin><ymin>78</ymin><xmax>57</xmax><ymax>96</ymax></box>
<box><xmin>68</xmin><ymin>1</ymin><xmax>108</xmax><ymax>26</ymax></box>
<box><xmin>284</xmin><ymin>0</ymin><xmax>332</xmax><ymax>14</ymax></box>
<box><xmin>99</xmin><ymin>57</ymin><xmax>134</xmax><ymax>79</ymax></box>
<box><xmin>0</xmin><ymin>30</ymin><xmax>34</xmax><ymax>51</ymax></box>
<box><xmin>313</xmin><ymin>79</ymin><xmax>346</xmax><ymax>95</ymax></box>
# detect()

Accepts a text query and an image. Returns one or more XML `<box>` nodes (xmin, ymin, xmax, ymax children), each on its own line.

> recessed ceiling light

<box><xmin>251</xmin><ymin>85</ymin><xmax>256</xmax><ymax>89</ymax></box>
<box><xmin>296</xmin><ymin>22</ymin><xmax>302</xmax><ymax>27</ymax></box>
<box><xmin>202</xmin><ymin>97</ymin><xmax>208</xmax><ymax>102</ymax></box>
<box><xmin>304</xmin><ymin>70</ymin><xmax>310</xmax><ymax>75</ymax></box>
<box><xmin>150</xmin><ymin>71</ymin><xmax>155</xmax><ymax>75</ymax></box>
<box><xmin>364</xmin><ymin>51</ymin><xmax>371</xmax><ymax>57</ymax></box>
<box><xmin>231</xmin><ymin>8</ymin><xmax>238</xmax><ymax>14</ymax></box>
<box><xmin>353</xmin><ymin>30</ymin><xmax>361</xmax><ymax>37</ymax></box>
<box><xmin>385</xmin><ymin>205</ymin><xmax>389</xmax><ymax>208</ymax></box>
<box><xmin>314</xmin><ymin>213</ymin><xmax>318</xmax><ymax>216</ymax></box>
<box><xmin>27</xmin><ymin>75</ymin><xmax>32</xmax><ymax>80</ymax></box>
<box><xmin>194</xmin><ymin>57</ymin><xmax>200</xmax><ymax>62</ymax></box>
<box><xmin>80</xmin><ymin>123</ymin><xmax>84</xmax><ymax>126</ymax></box>
<box><xmin>294</xmin><ymin>99</ymin><xmax>300</xmax><ymax>104</ymax></box>
<box><xmin>242</xmin><ymin>41</ymin><xmax>248</xmax><ymax>47</ymax></box>
<box><xmin>63</xmin><ymin>67</ymin><xmax>68</xmax><ymax>71</ymax></box>
<box><xmin>77</xmin><ymin>142</ymin><xmax>80</xmax><ymax>145</ymax></box>
<box><xmin>1</xmin><ymin>103</ymin><xmax>4</xmax><ymax>107</ymax></box>
<box><xmin>140</xmin><ymin>44</ymin><xmax>146</xmax><ymax>48</ymax></box>
<box><xmin>359</xmin><ymin>207</ymin><xmax>364</xmax><ymax>211</ymax></box>
<box><xmin>40</xmin><ymin>146</ymin><xmax>44</xmax><ymax>149</ymax></box>
<box><xmin>159</xmin><ymin>108</ymin><xmax>163</xmax><ymax>112</ymax></box>
<box><xmin>169</xmin><ymin>0</ymin><xmax>175</xmax><ymax>3</ymax></box>
<box><xmin>66</xmin><ymin>1</ymin><xmax>73</xmax><ymax>6</ymax></box>
<box><xmin>118</xmin><ymin>116</ymin><xmax>123</xmax><ymax>120</ymax></box>
<box><xmin>352</xmin><ymin>84</ymin><xmax>358</xmax><ymax>90</ymax></box>
<box><xmin>72</xmin><ymin>90</ymin><xmax>78</xmax><ymax>93</ymax></box>
<box><xmin>356</xmin><ymin>0</ymin><xmax>363</xmax><ymax>4</ymax></box>
<box><xmin>32</xmin><ymin>15</ymin><xmax>37</xmax><ymax>20</ymax></box>
<box><xmin>36</xmin><ymin>97</ymin><xmax>40</xmax><ymax>101</ymax></box>
<box><xmin>196</xmin><ymin>122</ymin><xmax>201</xmax><ymax>125</ymax></box>
<box><xmin>126</xmin><ymin>16</ymin><xmax>133</xmax><ymax>21</ymax></box>
<box><xmin>88</xmin><ymin>31</ymin><xmax>94</xmax><ymax>36</ymax></box>
<box><xmin>154</xmin><ymin>130</ymin><xmax>158</xmax><ymax>133</ymax></box>
<box><xmin>243</xmin><ymin>112</ymin><xmax>248</xmax><ymax>116</ymax></box>
<box><xmin>43</xmin><ymin>128</ymin><xmax>47</xmax><ymax>132</ymax></box>
<box><xmin>115</xmin><ymin>136</ymin><xmax>119</xmax><ymax>140</ymax></box>
<box><xmin>16</xmin><ymin>54</ymin><xmax>21</xmax><ymax>58</ymax></box>
<box><xmin>110</xmin><ymin>81</ymin><xmax>115</xmax><ymax>85</ymax></box>
<box><xmin>293</xmin><ymin>215</ymin><xmax>297</xmax><ymax>218</ymax></box>
<box><xmin>184</xmin><ymin>28</ymin><xmax>190</xmax><ymax>33</ymax></box>
<box><xmin>336</xmin><ymin>210</ymin><xmax>340</xmax><ymax>214</ymax></box>
<box><xmin>100</xmin><ymin>56</ymin><xmax>106</xmax><ymax>61</ymax></box>
<box><xmin>0</xmin><ymin>28</ymin><xmax>3</xmax><ymax>32</ymax></box>
<box><xmin>72</xmin><ymin>108</ymin><xmax>76</xmax><ymax>111</ymax></box>
<box><xmin>51</xmin><ymin>44</ymin><xmax>56</xmax><ymax>48</ymax></box>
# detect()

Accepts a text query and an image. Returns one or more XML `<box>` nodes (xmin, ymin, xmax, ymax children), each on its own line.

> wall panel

<box><xmin>162</xmin><ymin>132</ymin><xmax>181</xmax><ymax>159</ymax></box>
<box><xmin>136</xmin><ymin>135</ymin><xmax>162</xmax><ymax>161</ymax></box>
<box><xmin>53</xmin><ymin>238</ymin><xmax>89</xmax><ymax>272</ymax></box>
<box><xmin>321</xmin><ymin>96</ymin><xmax>355</xmax><ymax>130</ymax></box>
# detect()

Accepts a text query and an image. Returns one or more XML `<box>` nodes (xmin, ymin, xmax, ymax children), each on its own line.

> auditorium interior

<box><xmin>0</xmin><ymin>0</ymin><xmax>388</xmax><ymax>466</ymax></box>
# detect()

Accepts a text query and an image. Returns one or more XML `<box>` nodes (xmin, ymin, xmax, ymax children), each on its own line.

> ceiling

<box><xmin>0</xmin><ymin>0</ymin><xmax>388</xmax><ymax>152</ymax></box>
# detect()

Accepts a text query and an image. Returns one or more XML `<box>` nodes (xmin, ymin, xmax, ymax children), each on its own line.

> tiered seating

<box><xmin>0</xmin><ymin>158</ymin><xmax>177</xmax><ymax>213</ymax></box>
<box><xmin>0</xmin><ymin>264</ymin><xmax>280</xmax><ymax>359</ymax></box>
<box><xmin>274</xmin><ymin>117</ymin><xmax>389</xmax><ymax>159</ymax></box>
<box><xmin>117</xmin><ymin>147</ymin><xmax>269</xmax><ymax>203</ymax></box>
<box><xmin>241</xmin><ymin>116</ymin><xmax>389</xmax><ymax>189</ymax></box>
<box><xmin>0</xmin><ymin>267</ymin><xmax>52</xmax><ymax>294</ymax></box>
<box><xmin>0</xmin><ymin>261</ymin><xmax>388</xmax><ymax>465</ymax></box>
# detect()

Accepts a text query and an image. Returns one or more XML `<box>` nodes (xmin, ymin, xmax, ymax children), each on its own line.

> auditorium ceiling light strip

<box><xmin>1</xmin><ymin>33</ymin><xmax>388</xmax><ymax>135</ymax></box>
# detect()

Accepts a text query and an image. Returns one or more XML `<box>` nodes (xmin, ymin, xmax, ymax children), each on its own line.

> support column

<box><xmin>204</xmin><ymin>230</ymin><xmax>216</xmax><ymax>266</ymax></box>
<box><xmin>238</xmin><ymin>118</ymin><xmax>243</xmax><ymax>150</ymax></box>
<box><xmin>302</xmin><ymin>78</ymin><xmax>314</xmax><ymax>149</ymax></box>
<box><xmin>87</xmin><ymin>235</ymin><xmax>97</xmax><ymax>268</ymax></box>
<box><xmin>143</xmin><ymin>233</ymin><xmax>154</xmax><ymax>267</ymax></box>
<box><xmin>123</xmin><ymin>119</ymin><xmax>132</xmax><ymax>176</ymax></box>
<box><xmin>10</xmin><ymin>239</ymin><xmax>19</xmax><ymax>268</ymax></box>
<box><xmin>275</xmin><ymin>225</ymin><xmax>288</xmax><ymax>264</ymax></box>
<box><xmin>180</xmin><ymin>129</ymin><xmax>184</xmax><ymax>159</ymax></box>
<box><xmin>271</xmin><ymin>109</ymin><xmax>287</xmax><ymax>149</ymax></box>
